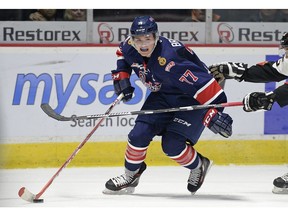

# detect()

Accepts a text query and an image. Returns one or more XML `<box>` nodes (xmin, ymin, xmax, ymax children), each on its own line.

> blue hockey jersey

<box><xmin>112</xmin><ymin>36</ymin><xmax>226</xmax><ymax>106</ymax></box>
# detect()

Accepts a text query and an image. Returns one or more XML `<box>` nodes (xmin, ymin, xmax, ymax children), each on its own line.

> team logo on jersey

<box><xmin>158</xmin><ymin>57</ymin><xmax>166</xmax><ymax>66</ymax></box>
<box><xmin>131</xmin><ymin>62</ymin><xmax>162</xmax><ymax>92</ymax></box>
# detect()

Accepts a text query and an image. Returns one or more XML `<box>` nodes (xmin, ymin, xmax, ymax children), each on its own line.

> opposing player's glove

<box><xmin>112</xmin><ymin>72</ymin><xmax>135</xmax><ymax>102</ymax></box>
<box><xmin>243</xmin><ymin>91</ymin><xmax>276</xmax><ymax>112</ymax></box>
<box><xmin>209</xmin><ymin>62</ymin><xmax>248</xmax><ymax>83</ymax></box>
<box><xmin>203</xmin><ymin>108</ymin><xmax>233</xmax><ymax>138</ymax></box>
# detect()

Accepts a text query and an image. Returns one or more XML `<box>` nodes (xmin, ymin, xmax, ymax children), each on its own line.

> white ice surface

<box><xmin>1</xmin><ymin>165</ymin><xmax>288</xmax><ymax>215</ymax></box>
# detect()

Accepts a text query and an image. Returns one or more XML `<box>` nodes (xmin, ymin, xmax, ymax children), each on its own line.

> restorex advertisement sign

<box><xmin>1</xmin><ymin>22</ymin><xmax>286</xmax><ymax>44</ymax></box>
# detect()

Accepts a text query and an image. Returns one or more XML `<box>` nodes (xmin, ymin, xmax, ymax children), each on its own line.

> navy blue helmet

<box><xmin>130</xmin><ymin>16</ymin><xmax>158</xmax><ymax>36</ymax></box>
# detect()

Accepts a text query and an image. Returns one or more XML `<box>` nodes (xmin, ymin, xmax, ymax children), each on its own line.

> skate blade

<box><xmin>190</xmin><ymin>160</ymin><xmax>213</xmax><ymax>195</ymax></box>
<box><xmin>272</xmin><ymin>186</ymin><xmax>288</xmax><ymax>194</ymax></box>
<box><xmin>207</xmin><ymin>160</ymin><xmax>213</xmax><ymax>173</ymax></box>
<box><xmin>102</xmin><ymin>187</ymin><xmax>135</xmax><ymax>195</ymax></box>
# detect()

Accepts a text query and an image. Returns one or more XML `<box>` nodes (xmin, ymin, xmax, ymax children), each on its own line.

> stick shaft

<box><xmin>41</xmin><ymin>101</ymin><xmax>243</xmax><ymax>122</ymax></box>
<box><xmin>83</xmin><ymin>101</ymin><xmax>243</xmax><ymax>119</ymax></box>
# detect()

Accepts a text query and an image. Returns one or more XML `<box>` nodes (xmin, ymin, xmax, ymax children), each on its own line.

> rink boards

<box><xmin>0</xmin><ymin>46</ymin><xmax>287</xmax><ymax>168</ymax></box>
<box><xmin>0</xmin><ymin>140</ymin><xmax>287</xmax><ymax>168</ymax></box>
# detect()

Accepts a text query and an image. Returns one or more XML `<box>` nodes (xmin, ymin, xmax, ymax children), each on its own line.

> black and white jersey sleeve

<box><xmin>241</xmin><ymin>57</ymin><xmax>288</xmax><ymax>83</ymax></box>
<box><xmin>241</xmin><ymin>56</ymin><xmax>288</xmax><ymax>107</ymax></box>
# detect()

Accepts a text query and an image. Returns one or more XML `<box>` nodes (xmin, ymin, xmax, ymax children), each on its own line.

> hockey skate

<box><xmin>187</xmin><ymin>154</ymin><xmax>213</xmax><ymax>195</ymax></box>
<box><xmin>103</xmin><ymin>162</ymin><xmax>147</xmax><ymax>195</ymax></box>
<box><xmin>272</xmin><ymin>172</ymin><xmax>288</xmax><ymax>194</ymax></box>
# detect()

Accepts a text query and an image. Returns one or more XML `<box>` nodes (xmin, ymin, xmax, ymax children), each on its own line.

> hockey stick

<box><xmin>18</xmin><ymin>93</ymin><xmax>124</xmax><ymax>203</ymax></box>
<box><xmin>41</xmin><ymin>101</ymin><xmax>243</xmax><ymax>122</ymax></box>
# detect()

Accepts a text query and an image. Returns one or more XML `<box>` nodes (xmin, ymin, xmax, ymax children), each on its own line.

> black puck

<box><xmin>33</xmin><ymin>199</ymin><xmax>44</xmax><ymax>203</ymax></box>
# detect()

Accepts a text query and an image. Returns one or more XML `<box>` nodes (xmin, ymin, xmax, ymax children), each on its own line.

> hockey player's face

<box><xmin>132</xmin><ymin>33</ymin><xmax>156</xmax><ymax>57</ymax></box>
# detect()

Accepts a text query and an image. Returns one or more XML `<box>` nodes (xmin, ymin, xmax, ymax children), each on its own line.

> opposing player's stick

<box><xmin>41</xmin><ymin>101</ymin><xmax>243</xmax><ymax>122</ymax></box>
<box><xmin>18</xmin><ymin>93</ymin><xmax>124</xmax><ymax>203</ymax></box>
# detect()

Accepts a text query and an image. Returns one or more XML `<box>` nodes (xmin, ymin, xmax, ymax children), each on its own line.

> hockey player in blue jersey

<box><xmin>103</xmin><ymin>16</ymin><xmax>233</xmax><ymax>195</ymax></box>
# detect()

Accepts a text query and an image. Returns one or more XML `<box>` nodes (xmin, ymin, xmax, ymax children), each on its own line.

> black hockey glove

<box><xmin>203</xmin><ymin>108</ymin><xmax>233</xmax><ymax>138</ymax></box>
<box><xmin>243</xmin><ymin>91</ymin><xmax>276</xmax><ymax>112</ymax></box>
<box><xmin>209</xmin><ymin>62</ymin><xmax>248</xmax><ymax>83</ymax></box>
<box><xmin>112</xmin><ymin>72</ymin><xmax>135</xmax><ymax>102</ymax></box>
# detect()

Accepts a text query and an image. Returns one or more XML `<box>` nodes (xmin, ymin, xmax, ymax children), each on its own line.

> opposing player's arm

<box><xmin>242</xmin><ymin>83</ymin><xmax>288</xmax><ymax>112</ymax></box>
<box><xmin>241</xmin><ymin>61</ymin><xmax>288</xmax><ymax>83</ymax></box>
<box><xmin>208</xmin><ymin>62</ymin><xmax>248</xmax><ymax>83</ymax></box>
<box><xmin>209</xmin><ymin>61</ymin><xmax>288</xmax><ymax>83</ymax></box>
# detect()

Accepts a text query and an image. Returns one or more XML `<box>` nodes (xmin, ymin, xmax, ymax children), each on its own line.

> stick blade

<box><xmin>18</xmin><ymin>187</ymin><xmax>36</xmax><ymax>202</ymax></box>
<box><xmin>41</xmin><ymin>103</ymin><xmax>71</xmax><ymax>121</ymax></box>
